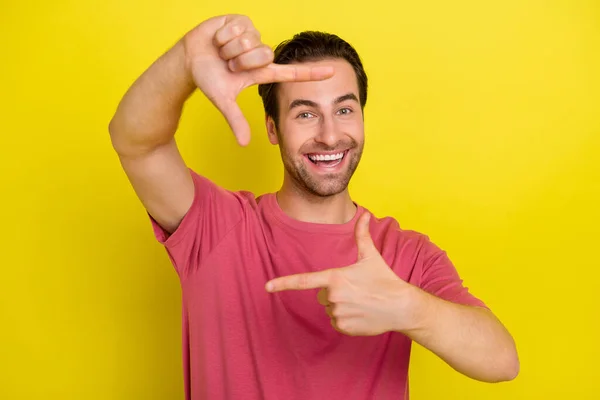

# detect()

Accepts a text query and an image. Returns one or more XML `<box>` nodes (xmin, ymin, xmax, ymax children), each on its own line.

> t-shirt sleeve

<box><xmin>418</xmin><ymin>236</ymin><xmax>488</xmax><ymax>309</ymax></box>
<box><xmin>148</xmin><ymin>168</ymin><xmax>245</xmax><ymax>279</ymax></box>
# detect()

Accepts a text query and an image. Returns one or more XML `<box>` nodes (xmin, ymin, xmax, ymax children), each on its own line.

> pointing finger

<box><xmin>266</xmin><ymin>269</ymin><xmax>332</xmax><ymax>292</ymax></box>
<box><xmin>250</xmin><ymin>63</ymin><xmax>335</xmax><ymax>85</ymax></box>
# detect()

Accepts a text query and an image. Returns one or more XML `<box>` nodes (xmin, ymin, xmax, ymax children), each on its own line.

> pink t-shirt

<box><xmin>149</xmin><ymin>169</ymin><xmax>486</xmax><ymax>400</ymax></box>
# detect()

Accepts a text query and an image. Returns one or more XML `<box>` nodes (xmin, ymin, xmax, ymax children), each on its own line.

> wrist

<box><xmin>175</xmin><ymin>39</ymin><xmax>198</xmax><ymax>93</ymax></box>
<box><xmin>392</xmin><ymin>284</ymin><xmax>434</xmax><ymax>337</ymax></box>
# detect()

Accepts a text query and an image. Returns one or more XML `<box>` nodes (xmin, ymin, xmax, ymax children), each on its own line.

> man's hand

<box><xmin>265</xmin><ymin>212</ymin><xmax>520</xmax><ymax>382</ymax></box>
<box><xmin>265</xmin><ymin>212</ymin><xmax>421</xmax><ymax>336</ymax></box>
<box><xmin>183</xmin><ymin>14</ymin><xmax>335</xmax><ymax>146</ymax></box>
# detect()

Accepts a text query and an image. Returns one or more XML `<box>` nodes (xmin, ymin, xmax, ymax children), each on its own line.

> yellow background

<box><xmin>1</xmin><ymin>0</ymin><xmax>599</xmax><ymax>398</ymax></box>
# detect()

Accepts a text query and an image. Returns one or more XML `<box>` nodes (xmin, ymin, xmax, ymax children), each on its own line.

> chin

<box><xmin>313</xmin><ymin>178</ymin><xmax>351</xmax><ymax>196</ymax></box>
<box><xmin>298</xmin><ymin>172</ymin><xmax>354</xmax><ymax>198</ymax></box>
<box><xmin>283</xmin><ymin>149</ymin><xmax>362</xmax><ymax>198</ymax></box>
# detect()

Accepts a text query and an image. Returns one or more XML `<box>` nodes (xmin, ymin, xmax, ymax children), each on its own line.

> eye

<box><xmin>337</xmin><ymin>107</ymin><xmax>353</xmax><ymax>115</ymax></box>
<box><xmin>297</xmin><ymin>112</ymin><xmax>315</xmax><ymax>119</ymax></box>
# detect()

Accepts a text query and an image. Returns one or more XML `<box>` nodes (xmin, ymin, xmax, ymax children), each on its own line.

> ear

<box><xmin>266</xmin><ymin>115</ymin><xmax>279</xmax><ymax>145</ymax></box>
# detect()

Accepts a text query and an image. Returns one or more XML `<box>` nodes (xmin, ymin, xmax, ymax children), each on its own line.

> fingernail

<box><xmin>228</xmin><ymin>59</ymin><xmax>236</xmax><ymax>72</ymax></box>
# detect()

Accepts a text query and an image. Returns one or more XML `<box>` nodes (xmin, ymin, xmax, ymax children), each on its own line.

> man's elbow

<box><xmin>485</xmin><ymin>311</ymin><xmax>520</xmax><ymax>382</ymax></box>
<box><xmin>502</xmin><ymin>351</ymin><xmax>520</xmax><ymax>382</ymax></box>
<box><xmin>492</xmin><ymin>359</ymin><xmax>519</xmax><ymax>383</ymax></box>
<box><xmin>489</xmin><ymin>345</ymin><xmax>520</xmax><ymax>383</ymax></box>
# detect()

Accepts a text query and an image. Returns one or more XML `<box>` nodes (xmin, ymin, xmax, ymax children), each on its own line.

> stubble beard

<box><xmin>280</xmin><ymin>140</ymin><xmax>364</xmax><ymax>198</ymax></box>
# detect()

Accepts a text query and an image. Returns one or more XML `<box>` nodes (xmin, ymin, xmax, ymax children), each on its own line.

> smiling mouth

<box><xmin>305</xmin><ymin>150</ymin><xmax>348</xmax><ymax>168</ymax></box>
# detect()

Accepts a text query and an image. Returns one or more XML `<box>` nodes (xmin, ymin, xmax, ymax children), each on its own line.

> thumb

<box><xmin>214</xmin><ymin>97</ymin><xmax>251</xmax><ymax>146</ymax></box>
<box><xmin>355</xmin><ymin>211</ymin><xmax>378</xmax><ymax>260</ymax></box>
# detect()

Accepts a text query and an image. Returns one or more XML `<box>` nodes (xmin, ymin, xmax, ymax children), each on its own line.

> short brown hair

<box><xmin>258</xmin><ymin>31</ymin><xmax>368</xmax><ymax>126</ymax></box>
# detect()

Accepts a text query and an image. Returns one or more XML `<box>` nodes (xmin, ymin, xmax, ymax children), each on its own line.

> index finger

<box><xmin>265</xmin><ymin>269</ymin><xmax>332</xmax><ymax>293</ymax></box>
<box><xmin>251</xmin><ymin>63</ymin><xmax>335</xmax><ymax>85</ymax></box>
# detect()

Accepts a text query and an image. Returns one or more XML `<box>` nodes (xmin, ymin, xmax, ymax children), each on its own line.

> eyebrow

<box><xmin>288</xmin><ymin>92</ymin><xmax>359</xmax><ymax>111</ymax></box>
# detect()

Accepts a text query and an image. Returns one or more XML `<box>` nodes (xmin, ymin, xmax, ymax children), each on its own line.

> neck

<box><xmin>276</xmin><ymin>178</ymin><xmax>357</xmax><ymax>225</ymax></box>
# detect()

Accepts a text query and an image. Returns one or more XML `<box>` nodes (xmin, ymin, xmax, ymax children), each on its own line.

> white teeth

<box><xmin>308</xmin><ymin>152</ymin><xmax>344</xmax><ymax>161</ymax></box>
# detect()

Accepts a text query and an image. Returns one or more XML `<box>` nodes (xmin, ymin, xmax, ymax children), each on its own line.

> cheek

<box><xmin>341</xmin><ymin>118</ymin><xmax>364</xmax><ymax>140</ymax></box>
<box><xmin>280</xmin><ymin>123</ymin><xmax>316</xmax><ymax>149</ymax></box>
<box><xmin>278</xmin><ymin>134</ymin><xmax>302</xmax><ymax>156</ymax></box>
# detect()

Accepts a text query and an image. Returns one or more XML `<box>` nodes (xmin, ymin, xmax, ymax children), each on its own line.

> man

<box><xmin>109</xmin><ymin>14</ymin><xmax>519</xmax><ymax>400</ymax></box>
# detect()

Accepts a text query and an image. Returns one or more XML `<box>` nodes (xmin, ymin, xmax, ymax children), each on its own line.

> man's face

<box><xmin>268</xmin><ymin>58</ymin><xmax>365</xmax><ymax>198</ymax></box>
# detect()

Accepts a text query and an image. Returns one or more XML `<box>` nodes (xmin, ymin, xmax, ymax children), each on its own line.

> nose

<box><xmin>315</xmin><ymin>115</ymin><xmax>343</xmax><ymax>148</ymax></box>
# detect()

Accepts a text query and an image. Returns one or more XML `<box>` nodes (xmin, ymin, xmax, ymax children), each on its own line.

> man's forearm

<box><xmin>399</xmin><ymin>287</ymin><xmax>519</xmax><ymax>383</ymax></box>
<box><xmin>109</xmin><ymin>40</ymin><xmax>197</xmax><ymax>156</ymax></box>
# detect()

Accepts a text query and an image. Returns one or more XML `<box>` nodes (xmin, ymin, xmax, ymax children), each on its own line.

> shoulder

<box><xmin>188</xmin><ymin>168</ymin><xmax>259</xmax><ymax>208</ymax></box>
